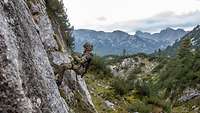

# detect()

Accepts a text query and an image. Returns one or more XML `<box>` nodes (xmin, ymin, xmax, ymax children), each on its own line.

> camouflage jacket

<box><xmin>72</xmin><ymin>52</ymin><xmax>93</xmax><ymax>76</ymax></box>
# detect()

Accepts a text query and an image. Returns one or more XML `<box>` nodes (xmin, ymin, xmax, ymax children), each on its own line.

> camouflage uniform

<box><xmin>28</xmin><ymin>2</ymin><xmax>40</xmax><ymax>34</ymax></box>
<box><xmin>72</xmin><ymin>52</ymin><xmax>93</xmax><ymax>76</ymax></box>
<box><xmin>56</xmin><ymin>42</ymin><xmax>93</xmax><ymax>86</ymax></box>
<box><xmin>30</xmin><ymin>3</ymin><xmax>40</xmax><ymax>24</ymax></box>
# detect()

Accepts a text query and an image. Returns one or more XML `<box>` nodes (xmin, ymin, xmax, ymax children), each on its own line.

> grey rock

<box><xmin>51</xmin><ymin>51</ymin><xmax>71</xmax><ymax>65</ymax></box>
<box><xmin>0</xmin><ymin>0</ymin><xmax>97</xmax><ymax>113</ymax></box>
<box><xmin>109</xmin><ymin>56</ymin><xmax>157</xmax><ymax>77</ymax></box>
<box><xmin>61</xmin><ymin>70</ymin><xmax>98</xmax><ymax>113</ymax></box>
<box><xmin>36</xmin><ymin>0</ymin><xmax>59</xmax><ymax>51</ymax></box>
<box><xmin>104</xmin><ymin>100</ymin><xmax>115</xmax><ymax>110</ymax></box>
<box><xmin>178</xmin><ymin>88</ymin><xmax>200</xmax><ymax>102</ymax></box>
<box><xmin>0</xmin><ymin>0</ymin><xmax>70</xmax><ymax>113</ymax></box>
<box><xmin>77</xmin><ymin>75</ymin><xmax>96</xmax><ymax>110</ymax></box>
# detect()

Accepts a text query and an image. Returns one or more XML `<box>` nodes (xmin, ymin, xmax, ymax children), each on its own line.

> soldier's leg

<box><xmin>33</xmin><ymin>15</ymin><xmax>39</xmax><ymax>24</ymax></box>
<box><xmin>32</xmin><ymin>15</ymin><xmax>40</xmax><ymax>34</ymax></box>
<box><xmin>56</xmin><ymin>66</ymin><xmax>66</xmax><ymax>87</ymax></box>
<box><xmin>61</xmin><ymin>63</ymin><xmax>73</xmax><ymax>69</ymax></box>
<box><xmin>72</xmin><ymin>65</ymin><xmax>86</xmax><ymax>77</ymax></box>
<box><xmin>56</xmin><ymin>74</ymin><xmax>63</xmax><ymax>87</ymax></box>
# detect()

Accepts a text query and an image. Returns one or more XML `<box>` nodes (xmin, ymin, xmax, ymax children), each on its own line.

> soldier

<box><xmin>30</xmin><ymin>1</ymin><xmax>40</xmax><ymax>24</ymax></box>
<box><xmin>29</xmin><ymin>1</ymin><xmax>40</xmax><ymax>33</ymax></box>
<box><xmin>56</xmin><ymin>42</ymin><xmax>93</xmax><ymax>86</ymax></box>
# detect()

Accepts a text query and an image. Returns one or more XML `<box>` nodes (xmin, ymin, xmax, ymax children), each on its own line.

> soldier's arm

<box><xmin>73</xmin><ymin>55</ymin><xmax>87</xmax><ymax>64</ymax></box>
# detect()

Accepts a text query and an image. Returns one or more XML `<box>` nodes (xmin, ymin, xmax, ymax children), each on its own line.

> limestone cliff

<box><xmin>0</xmin><ymin>0</ymin><xmax>97</xmax><ymax>113</ymax></box>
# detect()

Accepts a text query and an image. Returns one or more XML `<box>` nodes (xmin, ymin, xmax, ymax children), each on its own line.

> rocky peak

<box><xmin>113</xmin><ymin>30</ymin><xmax>129</xmax><ymax>35</ymax></box>
<box><xmin>194</xmin><ymin>25</ymin><xmax>200</xmax><ymax>31</ymax></box>
<box><xmin>135</xmin><ymin>30</ymin><xmax>152</xmax><ymax>38</ymax></box>
<box><xmin>166</xmin><ymin>27</ymin><xmax>174</xmax><ymax>31</ymax></box>
<box><xmin>159</xmin><ymin>27</ymin><xmax>185</xmax><ymax>35</ymax></box>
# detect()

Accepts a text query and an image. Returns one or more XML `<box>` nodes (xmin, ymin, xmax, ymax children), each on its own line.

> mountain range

<box><xmin>73</xmin><ymin>28</ymin><xmax>187</xmax><ymax>56</ymax></box>
<box><xmin>160</xmin><ymin>25</ymin><xmax>200</xmax><ymax>57</ymax></box>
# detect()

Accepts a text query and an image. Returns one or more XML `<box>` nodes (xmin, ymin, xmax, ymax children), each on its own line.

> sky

<box><xmin>64</xmin><ymin>0</ymin><xmax>200</xmax><ymax>34</ymax></box>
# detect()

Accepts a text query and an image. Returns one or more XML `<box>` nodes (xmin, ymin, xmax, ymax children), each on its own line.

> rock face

<box><xmin>0</xmin><ymin>0</ymin><xmax>97</xmax><ymax>113</ymax></box>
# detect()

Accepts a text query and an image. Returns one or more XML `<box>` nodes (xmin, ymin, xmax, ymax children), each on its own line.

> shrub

<box><xmin>135</xmin><ymin>80</ymin><xmax>151</xmax><ymax>97</ymax></box>
<box><xmin>128</xmin><ymin>95</ymin><xmax>172</xmax><ymax>113</ymax></box>
<box><xmin>89</xmin><ymin>55</ymin><xmax>112</xmax><ymax>79</ymax></box>
<box><xmin>127</xmin><ymin>100</ymin><xmax>152</xmax><ymax>113</ymax></box>
<box><xmin>156</xmin><ymin>42</ymin><xmax>200</xmax><ymax>101</ymax></box>
<box><xmin>111</xmin><ymin>77</ymin><xmax>134</xmax><ymax>96</ymax></box>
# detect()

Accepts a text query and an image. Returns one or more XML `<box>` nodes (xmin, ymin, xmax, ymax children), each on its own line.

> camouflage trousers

<box><xmin>33</xmin><ymin>14</ymin><xmax>39</xmax><ymax>24</ymax></box>
<box><xmin>56</xmin><ymin>63</ymin><xmax>86</xmax><ymax>86</ymax></box>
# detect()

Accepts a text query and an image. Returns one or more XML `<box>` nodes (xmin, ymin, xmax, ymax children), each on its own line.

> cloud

<box><xmin>96</xmin><ymin>16</ymin><xmax>107</xmax><ymax>21</ymax></box>
<box><xmin>97</xmin><ymin>11</ymin><xmax>200</xmax><ymax>33</ymax></box>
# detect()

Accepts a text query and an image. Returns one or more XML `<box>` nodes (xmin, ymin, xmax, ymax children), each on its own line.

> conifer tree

<box><xmin>177</xmin><ymin>38</ymin><xmax>192</xmax><ymax>59</ymax></box>
<box><xmin>46</xmin><ymin>0</ymin><xmax>74</xmax><ymax>50</ymax></box>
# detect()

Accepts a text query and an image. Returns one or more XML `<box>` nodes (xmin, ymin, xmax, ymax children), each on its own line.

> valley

<box><xmin>85</xmin><ymin>26</ymin><xmax>200</xmax><ymax>113</ymax></box>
